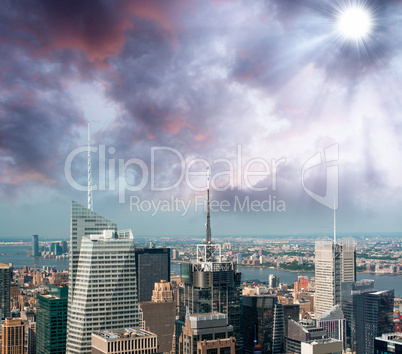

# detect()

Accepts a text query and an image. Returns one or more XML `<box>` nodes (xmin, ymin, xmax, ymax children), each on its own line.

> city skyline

<box><xmin>1</xmin><ymin>0</ymin><xmax>402</xmax><ymax>238</ymax></box>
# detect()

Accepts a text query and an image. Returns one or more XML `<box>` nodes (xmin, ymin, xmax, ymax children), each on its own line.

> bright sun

<box><xmin>337</xmin><ymin>5</ymin><xmax>373</xmax><ymax>41</ymax></box>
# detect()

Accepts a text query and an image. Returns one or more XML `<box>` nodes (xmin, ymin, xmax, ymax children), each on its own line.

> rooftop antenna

<box><xmin>88</xmin><ymin>122</ymin><xmax>93</xmax><ymax>211</ymax></box>
<box><xmin>206</xmin><ymin>167</ymin><xmax>211</xmax><ymax>245</ymax></box>
<box><xmin>333</xmin><ymin>198</ymin><xmax>336</xmax><ymax>244</ymax></box>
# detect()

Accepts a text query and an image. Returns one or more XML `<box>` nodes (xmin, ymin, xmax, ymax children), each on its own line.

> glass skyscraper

<box><xmin>0</xmin><ymin>263</ymin><xmax>10</xmax><ymax>320</ymax></box>
<box><xmin>36</xmin><ymin>285</ymin><xmax>68</xmax><ymax>353</ymax></box>
<box><xmin>315</xmin><ymin>238</ymin><xmax>356</xmax><ymax>316</ymax></box>
<box><xmin>135</xmin><ymin>248</ymin><xmax>170</xmax><ymax>302</ymax></box>
<box><xmin>32</xmin><ymin>235</ymin><xmax>39</xmax><ymax>257</ymax></box>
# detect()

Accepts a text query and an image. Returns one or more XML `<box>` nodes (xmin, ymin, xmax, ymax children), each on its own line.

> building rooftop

<box><xmin>0</xmin><ymin>263</ymin><xmax>9</xmax><ymax>269</ymax></box>
<box><xmin>307</xmin><ymin>338</ymin><xmax>342</xmax><ymax>345</ymax></box>
<box><xmin>376</xmin><ymin>333</ymin><xmax>402</xmax><ymax>344</ymax></box>
<box><xmin>93</xmin><ymin>328</ymin><xmax>155</xmax><ymax>340</ymax></box>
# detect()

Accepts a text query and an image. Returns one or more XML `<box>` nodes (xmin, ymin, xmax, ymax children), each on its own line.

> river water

<box><xmin>1</xmin><ymin>246</ymin><xmax>400</xmax><ymax>297</ymax></box>
<box><xmin>171</xmin><ymin>264</ymin><xmax>402</xmax><ymax>297</ymax></box>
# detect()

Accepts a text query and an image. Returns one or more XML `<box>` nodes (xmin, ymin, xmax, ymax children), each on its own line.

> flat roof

<box><xmin>93</xmin><ymin>328</ymin><xmax>155</xmax><ymax>340</ymax></box>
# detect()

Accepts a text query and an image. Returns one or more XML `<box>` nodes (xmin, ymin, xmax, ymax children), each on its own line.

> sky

<box><xmin>1</xmin><ymin>0</ymin><xmax>402</xmax><ymax>239</ymax></box>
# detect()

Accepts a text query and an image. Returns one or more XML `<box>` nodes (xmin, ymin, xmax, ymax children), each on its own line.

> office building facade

<box><xmin>66</xmin><ymin>229</ymin><xmax>139</xmax><ymax>354</ymax></box>
<box><xmin>178</xmin><ymin>312</ymin><xmax>235</xmax><ymax>354</ymax></box>
<box><xmin>1</xmin><ymin>318</ymin><xmax>24</xmax><ymax>354</ymax></box>
<box><xmin>315</xmin><ymin>239</ymin><xmax>355</xmax><ymax>316</ymax></box>
<box><xmin>135</xmin><ymin>248</ymin><xmax>170</xmax><ymax>302</ymax></box>
<box><xmin>36</xmin><ymin>285</ymin><xmax>68</xmax><ymax>353</ymax></box>
<box><xmin>0</xmin><ymin>263</ymin><xmax>10</xmax><ymax>320</ymax></box>
<box><xmin>242</xmin><ymin>295</ymin><xmax>284</xmax><ymax>354</ymax></box>
<box><xmin>140</xmin><ymin>281</ymin><xmax>176</xmax><ymax>353</ymax></box>
<box><xmin>67</xmin><ymin>201</ymin><xmax>117</xmax><ymax>353</ymax></box>
<box><xmin>341</xmin><ymin>279</ymin><xmax>375</xmax><ymax>352</ymax></box>
<box><xmin>92</xmin><ymin>329</ymin><xmax>157</xmax><ymax>354</ymax></box>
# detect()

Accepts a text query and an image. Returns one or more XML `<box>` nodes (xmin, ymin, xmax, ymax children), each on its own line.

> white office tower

<box><xmin>315</xmin><ymin>238</ymin><xmax>355</xmax><ymax>317</ymax></box>
<box><xmin>66</xmin><ymin>229</ymin><xmax>138</xmax><ymax>353</ymax></box>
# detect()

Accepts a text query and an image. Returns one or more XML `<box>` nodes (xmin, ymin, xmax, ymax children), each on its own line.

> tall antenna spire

<box><xmin>333</xmin><ymin>198</ymin><xmax>336</xmax><ymax>244</ymax></box>
<box><xmin>88</xmin><ymin>122</ymin><xmax>93</xmax><ymax>211</ymax></box>
<box><xmin>206</xmin><ymin>167</ymin><xmax>212</xmax><ymax>244</ymax></box>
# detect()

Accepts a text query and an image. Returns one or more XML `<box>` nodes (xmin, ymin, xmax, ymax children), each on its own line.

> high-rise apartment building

<box><xmin>135</xmin><ymin>248</ymin><xmax>170</xmax><ymax>302</ymax></box>
<box><xmin>32</xmin><ymin>235</ymin><xmax>39</xmax><ymax>257</ymax></box>
<box><xmin>315</xmin><ymin>238</ymin><xmax>355</xmax><ymax>316</ymax></box>
<box><xmin>0</xmin><ymin>263</ymin><xmax>10</xmax><ymax>320</ymax></box>
<box><xmin>66</xmin><ymin>229</ymin><xmax>138</xmax><ymax>354</ymax></box>
<box><xmin>36</xmin><ymin>285</ymin><xmax>68</xmax><ymax>353</ymax></box>
<box><xmin>1</xmin><ymin>318</ymin><xmax>24</xmax><ymax>354</ymax></box>
<box><xmin>179</xmin><ymin>170</ymin><xmax>242</xmax><ymax>348</ymax></box>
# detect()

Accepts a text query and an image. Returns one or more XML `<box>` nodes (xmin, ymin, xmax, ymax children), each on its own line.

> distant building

<box><xmin>36</xmin><ymin>284</ymin><xmax>68</xmax><ymax>353</ymax></box>
<box><xmin>32</xmin><ymin>235</ymin><xmax>39</xmax><ymax>257</ymax></box>
<box><xmin>178</xmin><ymin>311</ymin><xmax>235</xmax><ymax>354</ymax></box>
<box><xmin>135</xmin><ymin>248</ymin><xmax>170</xmax><ymax>302</ymax></box>
<box><xmin>0</xmin><ymin>263</ymin><xmax>10</xmax><ymax>320</ymax></box>
<box><xmin>315</xmin><ymin>239</ymin><xmax>355</xmax><ymax>317</ymax></box>
<box><xmin>51</xmin><ymin>242</ymin><xmax>62</xmax><ymax>255</ymax></box>
<box><xmin>60</xmin><ymin>240</ymin><xmax>68</xmax><ymax>253</ymax></box>
<box><xmin>92</xmin><ymin>329</ymin><xmax>157</xmax><ymax>354</ymax></box>
<box><xmin>2</xmin><ymin>318</ymin><xmax>24</xmax><ymax>354</ymax></box>
<box><xmin>269</xmin><ymin>274</ymin><xmax>279</xmax><ymax>288</ymax></box>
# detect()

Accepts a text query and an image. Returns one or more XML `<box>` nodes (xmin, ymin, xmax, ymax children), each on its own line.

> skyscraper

<box><xmin>135</xmin><ymin>248</ymin><xmax>170</xmax><ymax>302</ymax></box>
<box><xmin>68</xmin><ymin>201</ymin><xmax>117</xmax><ymax>301</ymax></box>
<box><xmin>179</xmin><ymin>169</ymin><xmax>242</xmax><ymax>347</ymax></box>
<box><xmin>341</xmin><ymin>279</ymin><xmax>374</xmax><ymax>352</ymax></box>
<box><xmin>242</xmin><ymin>295</ymin><xmax>283</xmax><ymax>354</ymax></box>
<box><xmin>66</xmin><ymin>229</ymin><xmax>138</xmax><ymax>354</ymax></box>
<box><xmin>32</xmin><ymin>235</ymin><xmax>39</xmax><ymax>257</ymax></box>
<box><xmin>0</xmin><ymin>263</ymin><xmax>10</xmax><ymax>320</ymax></box>
<box><xmin>67</xmin><ymin>200</ymin><xmax>117</xmax><ymax>351</ymax></box>
<box><xmin>36</xmin><ymin>285</ymin><xmax>68</xmax><ymax>353</ymax></box>
<box><xmin>1</xmin><ymin>318</ymin><xmax>24</xmax><ymax>354</ymax></box>
<box><xmin>315</xmin><ymin>238</ymin><xmax>355</xmax><ymax>316</ymax></box>
<box><xmin>140</xmin><ymin>281</ymin><xmax>176</xmax><ymax>353</ymax></box>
